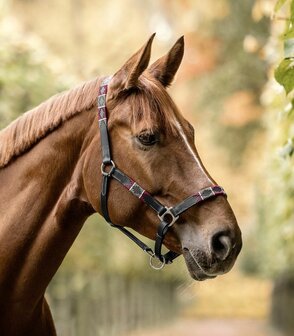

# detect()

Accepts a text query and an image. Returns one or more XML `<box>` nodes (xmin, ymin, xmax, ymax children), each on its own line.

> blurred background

<box><xmin>0</xmin><ymin>0</ymin><xmax>293</xmax><ymax>335</ymax></box>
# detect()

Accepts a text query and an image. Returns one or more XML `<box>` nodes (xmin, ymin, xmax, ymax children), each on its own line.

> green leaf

<box><xmin>275</xmin><ymin>58</ymin><xmax>294</xmax><ymax>94</ymax></box>
<box><xmin>274</xmin><ymin>0</ymin><xmax>288</xmax><ymax>13</ymax></box>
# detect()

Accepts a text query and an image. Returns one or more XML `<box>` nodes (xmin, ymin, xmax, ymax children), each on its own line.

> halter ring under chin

<box><xmin>149</xmin><ymin>254</ymin><xmax>166</xmax><ymax>270</ymax></box>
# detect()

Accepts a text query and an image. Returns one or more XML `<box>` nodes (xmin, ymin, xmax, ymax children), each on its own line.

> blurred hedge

<box><xmin>0</xmin><ymin>15</ymin><xmax>68</xmax><ymax>129</ymax></box>
<box><xmin>241</xmin><ymin>0</ymin><xmax>294</xmax><ymax>277</ymax></box>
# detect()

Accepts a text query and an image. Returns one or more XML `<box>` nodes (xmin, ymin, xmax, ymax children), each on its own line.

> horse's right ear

<box><xmin>109</xmin><ymin>34</ymin><xmax>155</xmax><ymax>95</ymax></box>
<box><xmin>148</xmin><ymin>36</ymin><xmax>184</xmax><ymax>87</ymax></box>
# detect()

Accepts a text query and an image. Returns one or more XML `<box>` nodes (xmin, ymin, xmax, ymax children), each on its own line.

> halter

<box><xmin>97</xmin><ymin>77</ymin><xmax>226</xmax><ymax>270</ymax></box>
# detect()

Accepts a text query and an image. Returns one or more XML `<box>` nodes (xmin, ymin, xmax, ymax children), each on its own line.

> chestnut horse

<box><xmin>0</xmin><ymin>35</ymin><xmax>242</xmax><ymax>335</ymax></box>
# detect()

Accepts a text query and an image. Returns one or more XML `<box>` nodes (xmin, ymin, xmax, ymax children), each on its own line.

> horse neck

<box><xmin>0</xmin><ymin>107</ymin><xmax>97</xmax><ymax>309</ymax></box>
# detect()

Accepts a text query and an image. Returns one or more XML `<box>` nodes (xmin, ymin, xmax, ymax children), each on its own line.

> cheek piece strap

<box><xmin>97</xmin><ymin>77</ymin><xmax>226</xmax><ymax>270</ymax></box>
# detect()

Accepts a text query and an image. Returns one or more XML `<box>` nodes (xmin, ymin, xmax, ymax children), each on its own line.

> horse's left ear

<box><xmin>148</xmin><ymin>36</ymin><xmax>184</xmax><ymax>87</ymax></box>
<box><xmin>109</xmin><ymin>34</ymin><xmax>155</xmax><ymax>95</ymax></box>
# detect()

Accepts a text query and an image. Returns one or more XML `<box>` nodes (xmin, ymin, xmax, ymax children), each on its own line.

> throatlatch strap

<box><xmin>99</xmin><ymin>121</ymin><xmax>112</xmax><ymax>164</ymax></box>
<box><xmin>101</xmin><ymin>175</ymin><xmax>112</xmax><ymax>223</ymax></box>
<box><xmin>115</xmin><ymin>226</ymin><xmax>155</xmax><ymax>255</ymax></box>
<box><xmin>100</xmin><ymin>172</ymin><xmax>155</xmax><ymax>255</ymax></box>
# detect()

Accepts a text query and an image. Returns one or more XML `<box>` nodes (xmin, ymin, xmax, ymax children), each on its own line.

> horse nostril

<box><xmin>211</xmin><ymin>233</ymin><xmax>232</xmax><ymax>261</ymax></box>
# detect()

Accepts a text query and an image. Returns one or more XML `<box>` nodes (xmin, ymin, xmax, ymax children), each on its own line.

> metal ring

<box><xmin>149</xmin><ymin>255</ymin><xmax>166</xmax><ymax>270</ymax></box>
<box><xmin>101</xmin><ymin>160</ymin><xmax>116</xmax><ymax>176</ymax></box>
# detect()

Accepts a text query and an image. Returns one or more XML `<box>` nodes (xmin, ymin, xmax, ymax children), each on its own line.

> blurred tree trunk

<box><xmin>271</xmin><ymin>274</ymin><xmax>294</xmax><ymax>335</ymax></box>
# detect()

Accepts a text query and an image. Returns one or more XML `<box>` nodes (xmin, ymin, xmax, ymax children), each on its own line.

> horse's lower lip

<box><xmin>191</xmin><ymin>272</ymin><xmax>216</xmax><ymax>281</ymax></box>
<box><xmin>189</xmin><ymin>265</ymin><xmax>217</xmax><ymax>281</ymax></box>
<box><xmin>182</xmin><ymin>248</ymin><xmax>216</xmax><ymax>281</ymax></box>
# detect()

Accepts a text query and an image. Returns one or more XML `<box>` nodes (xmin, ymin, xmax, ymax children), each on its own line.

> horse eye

<box><xmin>137</xmin><ymin>132</ymin><xmax>158</xmax><ymax>146</ymax></box>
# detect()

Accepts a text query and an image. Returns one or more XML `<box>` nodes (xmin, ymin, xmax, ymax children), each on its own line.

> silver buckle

<box><xmin>158</xmin><ymin>207</ymin><xmax>179</xmax><ymax>227</ymax></box>
<box><xmin>101</xmin><ymin>160</ymin><xmax>116</xmax><ymax>176</ymax></box>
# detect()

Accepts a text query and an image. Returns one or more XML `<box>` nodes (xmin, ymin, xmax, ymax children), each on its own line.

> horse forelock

<box><xmin>0</xmin><ymin>77</ymin><xmax>101</xmax><ymax>168</ymax></box>
<box><xmin>124</xmin><ymin>76</ymin><xmax>182</xmax><ymax>136</ymax></box>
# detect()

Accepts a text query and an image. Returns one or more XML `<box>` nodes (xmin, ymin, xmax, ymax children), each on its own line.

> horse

<box><xmin>0</xmin><ymin>34</ymin><xmax>242</xmax><ymax>335</ymax></box>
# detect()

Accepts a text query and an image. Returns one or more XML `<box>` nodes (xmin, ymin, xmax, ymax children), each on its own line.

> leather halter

<box><xmin>97</xmin><ymin>77</ymin><xmax>226</xmax><ymax>270</ymax></box>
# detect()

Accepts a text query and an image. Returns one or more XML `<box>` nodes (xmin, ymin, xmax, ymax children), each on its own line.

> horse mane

<box><xmin>0</xmin><ymin>77</ymin><xmax>101</xmax><ymax>168</ymax></box>
<box><xmin>0</xmin><ymin>75</ymin><xmax>181</xmax><ymax>169</ymax></box>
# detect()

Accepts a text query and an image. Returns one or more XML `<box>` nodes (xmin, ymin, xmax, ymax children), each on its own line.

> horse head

<box><xmin>84</xmin><ymin>34</ymin><xmax>242</xmax><ymax>280</ymax></box>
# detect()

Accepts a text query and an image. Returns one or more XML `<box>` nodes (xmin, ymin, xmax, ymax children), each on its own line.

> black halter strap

<box><xmin>97</xmin><ymin>77</ymin><xmax>227</xmax><ymax>269</ymax></box>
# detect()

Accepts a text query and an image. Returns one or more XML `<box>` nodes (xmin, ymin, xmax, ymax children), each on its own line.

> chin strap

<box><xmin>97</xmin><ymin>76</ymin><xmax>227</xmax><ymax>269</ymax></box>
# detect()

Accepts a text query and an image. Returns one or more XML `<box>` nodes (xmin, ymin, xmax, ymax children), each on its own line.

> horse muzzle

<box><xmin>182</xmin><ymin>229</ymin><xmax>242</xmax><ymax>281</ymax></box>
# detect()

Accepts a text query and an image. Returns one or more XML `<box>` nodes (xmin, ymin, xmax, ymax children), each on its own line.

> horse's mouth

<box><xmin>182</xmin><ymin>248</ymin><xmax>217</xmax><ymax>281</ymax></box>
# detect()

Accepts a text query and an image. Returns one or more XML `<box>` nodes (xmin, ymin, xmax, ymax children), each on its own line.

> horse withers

<box><xmin>0</xmin><ymin>34</ymin><xmax>242</xmax><ymax>335</ymax></box>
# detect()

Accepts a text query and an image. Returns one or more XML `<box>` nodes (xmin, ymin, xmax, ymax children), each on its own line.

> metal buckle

<box><xmin>145</xmin><ymin>248</ymin><xmax>155</xmax><ymax>257</ymax></box>
<box><xmin>158</xmin><ymin>207</ymin><xmax>179</xmax><ymax>227</ymax></box>
<box><xmin>101</xmin><ymin>160</ymin><xmax>116</xmax><ymax>176</ymax></box>
<box><xmin>149</xmin><ymin>255</ymin><xmax>166</xmax><ymax>270</ymax></box>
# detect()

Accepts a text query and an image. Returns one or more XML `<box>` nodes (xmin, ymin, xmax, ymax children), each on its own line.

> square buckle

<box><xmin>157</xmin><ymin>207</ymin><xmax>179</xmax><ymax>227</ymax></box>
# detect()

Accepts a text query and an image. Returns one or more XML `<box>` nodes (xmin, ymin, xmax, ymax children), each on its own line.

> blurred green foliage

<box><xmin>193</xmin><ymin>0</ymin><xmax>268</xmax><ymax>166</ymax></box>
<box><xmin>0</xmin><ymin>18</ymin><xmax>67</xmax><ymax>129</ymax></box>
<box><xmin>242</xmin><ymin>0</ymin><xmax>294</xmax><ymax>277</ymax></box>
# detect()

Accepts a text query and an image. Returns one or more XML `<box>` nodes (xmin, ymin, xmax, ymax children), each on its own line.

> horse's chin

<box><xmin>182</xmin><ymin>248</ymin><xmax>217</xmax><ymax>281</ymax></box>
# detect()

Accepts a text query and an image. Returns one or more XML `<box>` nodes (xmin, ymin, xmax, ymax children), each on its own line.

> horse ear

<box><xmin>110</xmin><ymin>33</ymin><xmax>155</xmax><ymax>93</ymax></box>
<box><xmin>148</xmin><ymin>36</ymin><xmax>184</xmax><ymax>87</ymax></box>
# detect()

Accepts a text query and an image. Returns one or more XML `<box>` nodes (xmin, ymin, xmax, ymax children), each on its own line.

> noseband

<box><xmin>97</xmin><ymin>77</ymin><xmax>226</xmax><ymax>270</ymax></box>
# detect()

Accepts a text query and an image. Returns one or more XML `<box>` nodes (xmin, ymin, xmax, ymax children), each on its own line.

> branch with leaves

<box><xmin>274</xmin><ymin>0</ymin><xmax>294</xmax><ymax>157</ymax></box>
